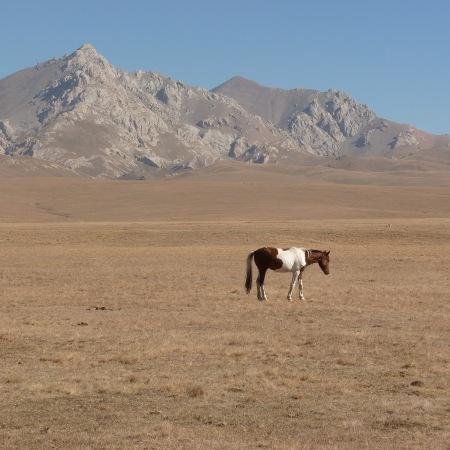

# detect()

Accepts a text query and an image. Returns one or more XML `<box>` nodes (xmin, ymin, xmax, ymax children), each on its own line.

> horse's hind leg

<box><xmin>257</xmin><ymin>268</ymin><xmax>268</xmax><ymax>301</ymax></box>
<box><xmin>260</xmin><ymin>284</ymin><xmax>268</xmax><ymax>301</ymax></box>
<box><xmin>256</xmin><ymin>279</ymin><xmax>262</xmax><ymax>300</ymax></box>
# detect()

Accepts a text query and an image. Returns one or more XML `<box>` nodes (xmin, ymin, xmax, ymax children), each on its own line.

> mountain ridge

<box><xmin>0</xmin><ymin>44</ymin><xmax>448</xmax><ymax>179</ymax></box>
<box><xmin>212</xmin><ymin>75</ymin><xmax>443</xmax><ymax>159</ymax></box>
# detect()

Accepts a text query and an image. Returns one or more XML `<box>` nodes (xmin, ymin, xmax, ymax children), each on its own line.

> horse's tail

<box><xmin>245</xmin><ymin>251</ymin><xmax>255</xmax><ymax>294</ymax></box>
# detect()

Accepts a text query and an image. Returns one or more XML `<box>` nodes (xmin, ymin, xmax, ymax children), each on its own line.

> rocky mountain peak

<box><xmin>76</xmin><ymin>42</ymin><xmax>97</xmax><ymax>52</ymax></box>
<box><xmin>215</xmin><ymin>76</ymin><xmax>260</xmax><ymax>89</ymax></box>
<box><xmin>69</xmin><ymin>43</ymin><xmax>104</xmax><ymax>62</ymax></box>
<box><xmin>62</xmin><ymin>43</ymin><xmax>118</xmax><ymax>82</ymax></box>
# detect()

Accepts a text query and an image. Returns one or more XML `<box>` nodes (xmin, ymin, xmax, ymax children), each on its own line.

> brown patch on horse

<box><xmin>253</xmin><ymin>247</ymin><xmax>283</xmax><ymax>271</ymax></box>
<box><xmin>245</xmin><ymin>247</ymin><xmax>283</xmax><ymax>295</ymax></box>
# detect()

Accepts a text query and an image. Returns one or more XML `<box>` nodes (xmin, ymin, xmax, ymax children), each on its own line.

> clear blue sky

<box><xmin>1</xmin><ymin>0</ymin><xmax>449</xmax><ymax>133</ymax></box>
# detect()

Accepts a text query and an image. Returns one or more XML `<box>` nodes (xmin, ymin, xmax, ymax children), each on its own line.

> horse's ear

<box><xmin>325</xmin><ymin>250</ymin><xmax>330</xmax><ymax>256</ymax></box>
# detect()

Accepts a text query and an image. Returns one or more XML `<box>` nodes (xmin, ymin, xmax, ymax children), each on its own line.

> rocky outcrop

<box><xmin>285</xmin><ymin>93</ymin><xmax>375</xmax><ymax>156</ymax></box>
<box><xmin>389</xmin><ymin>129</ymin><xmax>420</xmax><ymax>149</ymax></box>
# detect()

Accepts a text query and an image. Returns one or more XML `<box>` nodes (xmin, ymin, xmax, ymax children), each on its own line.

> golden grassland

<box><xmin>1</xmin><ymin>218</ymin><xmax>449</xmax><ymax>449</ymax></box>
<box><xmin>0</xmin><ymin>164</ymin><xmax>449</xmax><ymax>448</ymax></box>
<box><xmin>1</xmin><ymin>160</ymin><xmax>450</xmax><ymax>223</ymax></box>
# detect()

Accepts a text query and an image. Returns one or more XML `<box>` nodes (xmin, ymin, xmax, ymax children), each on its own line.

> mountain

<box><xmin>212</xmin><ymin>76</ymin><xmax>447</xmax><ymax>159</ymax></box>
<box><xmin>0</xmin><ymin>44</ymin><xmax>448</xmax><ymax>178</ymax></box>
<box><xmin>0</xmin><ymin>44</ymin><xmax>302</xmax><ymax>178</ymax></box>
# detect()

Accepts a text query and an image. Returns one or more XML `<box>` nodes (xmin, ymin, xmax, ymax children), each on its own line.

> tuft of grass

<box><xmin>376</xmin><ymin>418</ymin><xmax>427</xmax><ymax>430</ymax></box>
<box><xmin>186</xmin><ymin>385</ymin><xmax>205</xmax><ymax>398</ymax></box>
<box><xmin>39</xmin><ymin>357</ymin><xmax>63</xmax><ymax>364</ymax></box>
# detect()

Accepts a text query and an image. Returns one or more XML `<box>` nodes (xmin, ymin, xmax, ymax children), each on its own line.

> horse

<box><xmin>245</xmin><ymin>247</ymin><xmax>330</xmax><ymax>301</ymax></box>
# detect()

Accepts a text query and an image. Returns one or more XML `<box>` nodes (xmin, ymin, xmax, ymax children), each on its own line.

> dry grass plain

<box><xmin>0</xmin><ymin>165</ymin><xmax>449</xmax><ymax>449</ymax></box>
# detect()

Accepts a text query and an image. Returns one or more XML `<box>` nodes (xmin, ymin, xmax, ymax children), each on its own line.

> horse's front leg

<box><xmin>298</xmin><ymin>268</ymin><xmax>305</xmax><ymax>301</ymax></box>
<box><xmin>287</xmin><ymin>270</ymin><xmax>299</xmax><ymax>301</ymax></box>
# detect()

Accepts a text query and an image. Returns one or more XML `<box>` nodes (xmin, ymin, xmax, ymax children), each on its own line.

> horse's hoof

<box><xmin>287</xmin><ymin>297</ymin><xmax>292</xmax><ymax>302</ymax></box>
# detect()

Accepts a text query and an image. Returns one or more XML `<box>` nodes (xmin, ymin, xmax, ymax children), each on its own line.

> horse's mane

<box><xmin>305</xmin><ymin>249</ymin><xmax>324</xmax><ymax>261</ymax></box>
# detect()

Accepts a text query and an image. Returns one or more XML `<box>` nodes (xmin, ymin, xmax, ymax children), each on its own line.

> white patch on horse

<box><xmin>275</xmin><ymin>248</ymin><xmax>307</xmax><ymax>272</ymax></box>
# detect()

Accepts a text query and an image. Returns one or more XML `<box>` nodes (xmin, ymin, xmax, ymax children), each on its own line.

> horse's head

<box><xmin>318</xmin><ymin>250</ymin><xmax>330</xmax><ymax>275</ymax></box>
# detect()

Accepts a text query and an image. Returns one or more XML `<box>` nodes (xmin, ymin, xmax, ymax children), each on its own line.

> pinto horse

<box><xmin>245</xmin><ymin>247</ymin><xmax>330</xmax><ymax>301</ymax></box>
